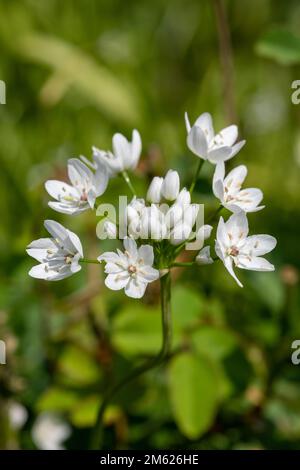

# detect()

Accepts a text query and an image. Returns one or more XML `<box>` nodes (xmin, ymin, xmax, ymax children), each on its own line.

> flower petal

<box><xmin>123</xmin><ymin>237</ymin><xmax>138</xmax><ymax>260</ymax></box>
<box><xmin>207</xmin><ymin>146</ymin><xmax>232</xmax><ymax>164</ymax></box>
<box><xmin>138</xmin><ymin>265</ymin><xmax>159</xmax><ymax>282</ymax></box>
<box><xmin>224</xmin><ymin>256</ymin><xmax>243</xmax><ymax>287</ymax></box>
<box><xmin>242</xmin><ymin>235</ymin><xmax>277</xmax><ymax>256</ymax></box>
<box><xmin>187</xmin><ymin>126</ymin><xmax>208</xmax><ymax>158</ymax></box>
<box><xmin>125</xmin><ymin>278</ymin><xmax>147</xmax><ymax>298</ymax></box>
<box><xmin>68</xmin><ymin>158</ymin><xmax>93</xmax><ymax>188</ymax></box>
<box><xmin>138</xmin><ymin>244</ymin><xmax>154</xmax><ymax>266</ymax></box>
<box><xmin>45</xmin><ymin>180</ymin><xmax>78</xmax><ymax>200</ymax></box>
<box><xmin>225</xmin><ymin>212</ymin><xmax>249</xmax><ymax>244</ymax></box>
<box><xmin>236</xmin><ymin>255</ymin><xmax>275</xmax><ymax>272</ymax></box>
<box><xmin>224</xmin><ymin>165</ymin><xmax>247</xmax><ymax>191</ymax></box>
<box><xmin>105</xmin><ymin>273</ymin><xmax>129</xmax><ymax>290</ymax></box>
<box><xmin>218</xmin><ymin>125</ymin><xmax>238</xmax><ymax>146</ymax></box>
<box><xmin>194</xmin><ymin>112</ymin><xmax>214</xmax><ymax>141</ymax></box>
<box><xmin>26</xmin><ymin>238</ymin><xmax>56</xmax><ymax>262</ymax></box>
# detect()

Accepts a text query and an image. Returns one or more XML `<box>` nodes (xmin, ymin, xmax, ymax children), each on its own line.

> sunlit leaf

<box><xmin>15</xmin><ymin>33</ymin><xmax>140</xmax><ymax>123</ymax></box>
<box><xmin>168</xmin><ymin>352</ymin><xmax>219</xmax><ymax>439</ymax></box>
<box><xmin>256</xmin><ymin>29</ymin><xmax>300</xmax><ymax>65</ymax></box>
<box><xmin>37</xmin><ymin>387</ymin><xmax>78</xmax><ymax>412</ymax></box>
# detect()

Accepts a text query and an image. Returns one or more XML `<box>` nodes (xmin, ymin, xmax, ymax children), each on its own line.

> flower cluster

<box><xmin>27</xmin><ymin>112</ymin><xmax>276</xmax><ymax>295</ymax></box>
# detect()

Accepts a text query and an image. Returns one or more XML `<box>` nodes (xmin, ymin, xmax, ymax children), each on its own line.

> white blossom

<box><xmin>32</xmin><ymin>413</ymin><xmax>71</xmax><ymax>450</ymax></box>
<box><xmin>215</xmin><ymin>212</ymin><xmax>277</xmax><ymax>287</ymax></box>
<box><xmin>27</xmin><ymin>220</ymin><xmax>83</xmax><ymax>281</ymax></box>
<box><xmin>140</xmin><ymin>205</ymin><xmax>168</xmax><ymax>240</ymax></box>
<box><xmin>161</xmin><ymin>170</ymin><xmax>180</xmax><ymax>201</ymax></box>
<box><xmin>98</xmin><ymin>238</ymin><xmax>159</xmax><ymax>298</ymax></box>
<box><xmin>93</xmin><ymin>129</ymin><xmax>141</xmax><ymax>176</ymax></box>
<box><xmin>8</xmin><ymin>402</ymin><xmax>28</xmax><ymax>430</ymax></box>
<box><xmin>185</xmin><ymin>112</ymin><xmax>245</xmax><ymax>164</ymax></box>
<box><xmin>176</xmin><ymin>187</ymin><xmax>191</xmax><ymax>206</ymax></box>
<box><xmin>196</xmin><ymin>246</ymin><xmax>214</xmax><ymax>265</ymax></box>
<box><xmin>103</xmin><ymin>220</ymin><xmax>117</xmax><ymax>239</ymax></box>
<box><xmin>195</xmin><ymin>224</ymin><xmax>213</xmax><ymax>248</ymax></box>
<box><xmin>146</xmin><ymin>176</ymin><xmax>164</xmax><ymax>203</ymax></box>
<box><xmin>213</xmin><ymin>162</ymin><xmax>264</xmax><ymax>213</ymax></box>
<box><xmin>45</xmin><ymin>158</ymin><xmax>108</xmax><ymax>215</ymax></box>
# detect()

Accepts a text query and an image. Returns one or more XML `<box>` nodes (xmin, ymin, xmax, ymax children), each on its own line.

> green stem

<box><xmin>207</xmin><ymin>205</ymin><xmax>223</xmax><ymax>223</ymax></box>
<box><xmin>171</xmin><ymin>261</ymin><xmax>195</xmax><ymax>268</ymax></box>
<box><xmin>89</xmin><ymin>271</ymin><xmax>172</xmax><ymax>450</ymax></box>
<box><xmin>121</xmin><ymin>170</ymin><xmax>136</xmax><ymax>196</ymax></box>
<box><xmin>80</xmin><ymin>258</ymin><xmax>99</xmax><ymax>264</ymax></box>
<box><xmin>189</xmin><ymin>159</ymin><xmax>205</xmax><ymax>194</ymax></box>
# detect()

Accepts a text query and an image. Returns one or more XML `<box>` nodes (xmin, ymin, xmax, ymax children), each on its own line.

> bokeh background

<box><xmin>1</xmin><ymin>0</ymin><xmax>300</xmax><ymax>450</ymax></box>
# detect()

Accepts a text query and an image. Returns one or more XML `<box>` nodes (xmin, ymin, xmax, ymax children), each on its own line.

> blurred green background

<box><xmin>1</xmin><ymin>0</ymin><xmax>300</xmax><ymax>450</ymax></box>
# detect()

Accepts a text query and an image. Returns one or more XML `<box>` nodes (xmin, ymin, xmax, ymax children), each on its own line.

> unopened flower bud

<box><xmin>146</xmin><ymin>177</ymin><xmax>163</xmax><ymax>203</ymax></box>
<box><xmin>196</xmin><ymin>246</ymin><xmax>214</xmax><ymax>265</ymax></box>
<box><xmin>161</xmin><ymin>170</ymin><xmax>180</xmax><ymax>201</ymax></box>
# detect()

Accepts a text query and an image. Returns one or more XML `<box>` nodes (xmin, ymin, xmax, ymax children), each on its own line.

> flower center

<box><xmin>80</xmin><ymin>189</ymin><xmax>88</xmax><ymax>202</ymax></box>
<box><xmin>228</xmin><ymin>246</ymin><xmax>239</xmax><ymax>257</ymax></box>
<box><xmin>128</xmin><ymin>265</ymin><xmax>137</xmax><ymax>274</ymax></box>
<box><xmin>65</xmin><ymin>255</ymin><xmax>74</xmax><ymax>264</ymax></box>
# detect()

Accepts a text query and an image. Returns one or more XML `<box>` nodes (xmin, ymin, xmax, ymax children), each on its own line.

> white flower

<box><xmin>146</xmin><ymin>176</ymin><xmax>164</xmax><ymax>203</ymax></box>
<box><xmin>176</xmin><ymin>187</ymin><xmax>191</xmax><ymax>206</ymax></box>
<box><xmin>103</xmin><ymin>220</ymin><xmax>117</xmax><ymax>239</ymax></box>
<box><xmin>185</xmin><ymin>112</ymin><xmax>245</xmax><ymax>164</ymax></box>
<box><xmin>161</xmin><ymin>170</ymin><xmax>180</xmax><ymax>201</ymax></box>
<box><xmin>27</xmin><ymin>220</ymin><xmax>83</xmax><ymax>281</ymax></box>
<box><xmin>196</xmin><ymin>246</ymin><xmax>214</xmax><ymax>265</ymax></box>
<box><xmin>93</xmin><ymin>129</ymin><xmax>141</xmax><ymax>176</ymax></box>
<box><xmin>98</xmin><ymin>238</ymin><xmax>159</xmax><ymax>298</ymax></box>
<box><xmin>215</xmin><ymin>212</ymin><xmax>277</xmax><ymax>287</ymax></box>
<box><xmin>213</xmin><ymin>162</ymin><xmax>264</xmax><ymax>213</ymax></box>
<box><xmin>32</xmin><ymin>413</ymin><xmax>71</xmax><ymax>450</ymax></box>
<box><xmin>196</xmin><ymin>224</ymin><xmax>213</xmax><ymax>248</ymax></box>
<box><xmin>8</xmin><ymin>402</ymin><xmax>28</xmax><ymax>430</ymax></box>
<box><xmin>45</xmin><ymin>158</ymin><xmax>108</xmax><ymax>215</ymax></box>
<box><xmin>140</xmin><ymin>205</ymin><xmax>168</xmax><ymax>240</ymax></box>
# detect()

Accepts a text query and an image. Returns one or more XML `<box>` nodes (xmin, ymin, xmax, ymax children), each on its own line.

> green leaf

<box><xmin>256</xmin><ymin>29</ymin><xmax>300</xmax><ymax>65</ymax></box>
<box><xmin>171</xmin><ymin>285</ymin><xmax>203</xmax><ymax>328</ymax></box>
<box><xmin>111</xmin><ymin>304</ymin><xmax>162</xmax><ymax>356</ymax></box>
<box><xmin>168</xmin><ymin>352</ymin><xmax>219</xmax><ymax>439</ymax></box>
<box><xmin>14</xmin><ymin>33</ymin><xmax>140</xmax><ymax>123</ymax></box>
<box><xmin>58</xmin><ymin>345</ymin><xmax>101</xmax><ymax>387</ymax></box>
<box><xmin>191</xmin><ymin>326</ymin><xmax>238</xmax><ymax>360</ymax></box>
<box><xmin>70</xmin><ymin>396</ymin><xmax>100</xmax><ymax>428</ymax></box>
<box><xmin>37</xmin><ymin>387</ymin><xmax>79</xmax><ymax>412</ymax></box>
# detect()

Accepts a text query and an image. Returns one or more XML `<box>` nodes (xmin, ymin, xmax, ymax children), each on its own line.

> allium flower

<box><xmin>103</xmin><ymin>220</ymin><xmax>117</xmax><ymax>239</ymax></box>
<box><xmin>185</xmin><ymin>112</ymin><xmax>245</xmax><ymax>164</ymax></box>
<box><xmin>161</xmin><ymin>170</ymin><xmax>180</xmax><ymax>201</ymax></box>
<box><xmin>146</xmin><ymin>176</ymin><xmax>164</xmax><ymax>203</ymax></box>
<box><xmin>213</xmin><ymin>162</ymin><xmax>264</xmax><ymax>213</ymax></box>
<box><xmin>215</xmin><ymin>212</ymin><xmax>277</xmax><ymax>287</ymax></box>
<box><xmin>93</xmin><ymin>129</ymin><xmax>141</xmax><ymax>176</ymax></box>
<box><xmin>98</xmin><ymin>238</ymin><xmax>159</xmax><ymax>298</ymax></box>
<box><xmin>27</xmin><ymin>220</ymin><xmax>83</xmax><ymax>281</ymax></box>
<box><xmin>196</xmin><ymin>246</ymin><xmax>214</xmax><ymax>265</ymax></box>
<box><xmin>140</xmin><ymin>205</ymin><xmax>168</xmax><ymax>240</ymax></box>
<box><xmin>45</xmin><ymin>158</ymin><xmax>108</xmax><ymax>215</ymax></box>
<box><xmin>32</xmin><ymin>413</ymin><xmax>71</xmax><ymax>450</ymax></box>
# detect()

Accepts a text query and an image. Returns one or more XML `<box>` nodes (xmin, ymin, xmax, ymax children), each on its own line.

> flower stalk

<box><xmin>121</xmin><ymin>170</ymin><xmax>136</xmax><ymax>196</ymax></box>
<box><xmin>90</xmin><ymin>270</ymin><xmax>172</xmax><ymax>450</ymax></box>
<box><xmin>189</xmin><ymin>159</ymin><xmax>205</xmax><ymax>194</ymax></box>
